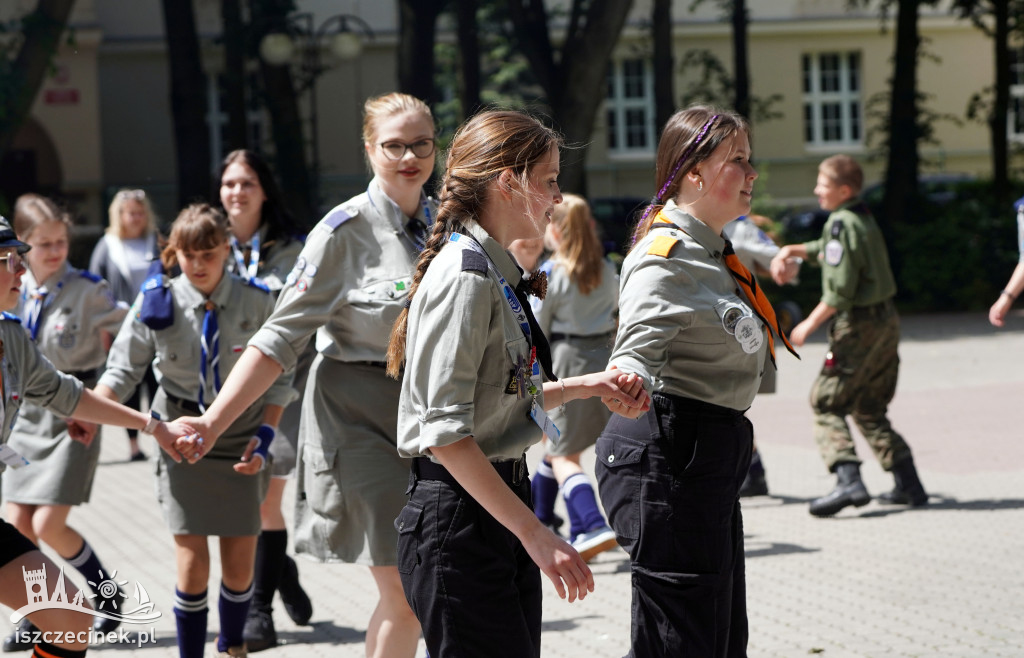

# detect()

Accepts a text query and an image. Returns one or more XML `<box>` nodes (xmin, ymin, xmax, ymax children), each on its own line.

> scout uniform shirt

<box><xmin>802</xmin><ymin>198</ymin><xmax>897</xmax><ymax>312</ymax></box>
<box><xmin>0</xmin><ymin>316</ymin><xmax>83</xmax><ymax>472</ymax></box>
<box><xmin>532</xmin><ymin>257</ymin><xmax>618</xmax><ymax>339</ymax></box>
<box><xmin>99</xmin><ymin>271</ymin><xmax>295</xmax><ymax>459</ymax></box>
<box><xmin>398</xmin><ymin>219</ymin><xmax>542</xmax><ymax>462</ymax></box>
<box><xmin>609</xmin><ymin>200</ymin><xmax>769</xmax><ymax>411</ymax></box>
<box><xmin>249</xmin><ymin>177</ymin><xmax>430</xmax><ymax>371</ymax></box>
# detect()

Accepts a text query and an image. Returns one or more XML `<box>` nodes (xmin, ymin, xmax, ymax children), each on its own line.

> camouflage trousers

<box><xmin>810</xmin><ymin>299</ymin><xmax>912</xmax><ymax>472</ymax></box>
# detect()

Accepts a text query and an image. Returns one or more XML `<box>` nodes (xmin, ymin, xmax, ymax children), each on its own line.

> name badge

<box><xmin>529</xmin><ymin>402</ymin><xmax>561</xmax><ymax>444</ymax></box>
<box><xmin>0</xmin><ymin>444</ymin><xmax>29</xmax><ymax>469</ymax></box>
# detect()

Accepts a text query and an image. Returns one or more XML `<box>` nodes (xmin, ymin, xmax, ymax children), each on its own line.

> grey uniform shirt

<box><xmin>0</xmin><ymin>316</ymin><xmax>83</xmax><ymax>471</ymax></box>
<box><xmin>18</xmin><ymin>263</ymin><xmax>128</xmax><ymax>372</ymax></box>
<box><xmin>722</xmin><ymin>217</ymin><xmax>779</xmax><ymax>273</ymax></box>
<box><xmin>609</xmin><ymin>201</ymin><xmax>769</xmax><ymax>411</ymax></box>
<box><xmin>532</xmin><ymin>257</ymin><xmax>618</xmax><ymax>338</ymax></box>
<box><xmin>249</xmin><ymin>178</ymin><xmax>432</xmax><ymax>372</ymax></box>
<box><xmin>99</xmin><ymin>272</ymin><xmax>295</xmax><ymax>408</ymax></box>
<box><xmin>398</xmin><ymin>219</ymin><xmax>542</xmax><ymax>461</ymax></box>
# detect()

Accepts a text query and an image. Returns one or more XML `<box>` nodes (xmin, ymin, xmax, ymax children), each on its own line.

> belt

<box><xmin>348</xmin><ymin>360</ymin><xmax>388</xmax><ymax>368</ymax></box>
<box><xmin>653</xmin><ymin>392</ymin><xmax>746</xmax><ymax>419</ymax></box>
<box><xmin>549</xmin><ymin>330</ymin><xmax>615</xmax><ymax>343</ymax></box>
<box><xmin>847</xmin><ymin>299</ymin><xmax>895</xmax><ymax>319</ymax></box>
<box><xmin>69</xmin><ymin>368</ymin><xmax>99</xmax><ymax>382</ymax></box>
<box><xmin>163</xmin><ymin>390</ymin><xmax>201</xmax><ymax>415</ymax></box>
<box><xmin>412</xmin><ymin>455</ymin><xmax>528</xmax><ymax>487</ymax></box>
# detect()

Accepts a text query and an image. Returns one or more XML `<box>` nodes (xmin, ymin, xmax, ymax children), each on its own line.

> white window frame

<box><xmin>606</xmin><ymin>58</ymin><xmax>656</xmax><ymax>157</ymax></box>
<box><xmin>206</xmin><ymin>72</ymin><xmax>266</xmax><ymax>175</ymax></box>
<box><xmin>1009</xmin><ymin>48</ymin><xmax>1024</xmax><ymax>142</ymax></box>
<box><xmin>802</xmin><ymin>51</ymin><xmax>863</xmax><ymax>150</ymax></box>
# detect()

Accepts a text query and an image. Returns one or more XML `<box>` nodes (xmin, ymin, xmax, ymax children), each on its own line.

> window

<box><xmin>606</xmin><ymin>58</ymin><xmax>655</xmax><ymax>155</ymax></box>
<box><xmin>802</xmin><ymin>52</ymin><xmax>861</xmax><ymax>147</ymax></box>
<box><xmin>206</xmin><ymin>73</ymin><xmax>266</xmax><ymax>175</ymax></box>
<box><xmin>1010</xmin><ymin>49</ymin><xmax>1024</xmax><ymax>139</ymax></box>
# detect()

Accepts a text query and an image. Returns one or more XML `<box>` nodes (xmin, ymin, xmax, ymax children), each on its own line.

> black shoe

<box><xmin>539</xmin><ymin>513</ymin><xmax>566</xmax><ymax>539</ymax></box>
<box><xmin>243</xmin><ymin>608</ymin><xmax>278</xmax><ymax>653</ymax></box>
<box><xmin>130</xmin><ymin>451</ymin><xmax>148</xmax><ymax>462</ymax></box>
<box><xmin>809</xmin><ymin>463</ymin><xmax>871</xmax><ymax>517</ymax></box>
<box><xmin>3</xmin><ymin>619</ymin><xmax>36</xmax><ymax>653</ymax></box>
<box><xmin>878</xmin><ymin>458</ymin><xmax>928</xmax><ymax>507</ymax></box>
<box><xmin>278</xmin><ymin>556</ymin><xmax>312</xmax><ymax>626</ymax></box>
<box><xmin>739</xmin><ymin>470</ymin><xmax>768</xmax><ymax>497</ymax></box>
<box><xmin>92</xmin><ymin>585</ymin><xmax>125</xmax><ymax>633</ymax></box>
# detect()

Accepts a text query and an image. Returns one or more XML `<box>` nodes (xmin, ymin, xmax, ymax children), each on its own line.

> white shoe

<box><xmin>571</xmin><ymin>526</ymin><xmax>618</xmax><ymax>562</ymax></box>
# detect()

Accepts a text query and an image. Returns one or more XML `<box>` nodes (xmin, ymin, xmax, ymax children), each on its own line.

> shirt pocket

<box><xmin>491</xmin><ymin>335</ymin><xmax>531</xmax><ymax>392</ymax></box>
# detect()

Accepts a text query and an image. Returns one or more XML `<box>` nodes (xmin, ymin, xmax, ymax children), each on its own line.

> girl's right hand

<box><xmin>521</xmin><ymin>522</ymin><xmax>595</xmax><ymax>603</ymax></box>
<box><xmin>171</xmin><ymin>416</ymin><xmax>219</xmax><ymax>464</ymax></box>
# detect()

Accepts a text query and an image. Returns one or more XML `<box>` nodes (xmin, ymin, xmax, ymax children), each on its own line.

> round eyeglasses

<box><xmin>379</xmin><ymin>139</ymin><xmax>436</xmax><ymax>161</ymax></box>
<box><xmin>0</xmin><ymin>252</ymin><xmax>25</xmax><ymax>274</ymax></box>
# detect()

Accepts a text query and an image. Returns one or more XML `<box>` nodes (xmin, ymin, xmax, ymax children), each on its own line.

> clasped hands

<box><xmin>131</xmin><ymin>416</ymin><xmax>271</xmax><ymax>476</ymax></box>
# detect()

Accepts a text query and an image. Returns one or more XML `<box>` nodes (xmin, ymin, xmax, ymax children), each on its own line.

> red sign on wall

<box><xmin>43</xmin><ymin>89</ymin><xmax>79</xmax><ymax>105</ymax></box>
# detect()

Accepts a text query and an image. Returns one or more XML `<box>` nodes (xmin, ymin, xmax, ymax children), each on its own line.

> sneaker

<box><xmin>214</xmin><ymin>644</ymin><xmax>248</xmax><ymax>658</ymax></box>
<box><xmin>130</xmin><ymin>451</ymin><xmax>148</xmax><ymax>462</ymax></box>
<box><xmin>739</xmin><ymin>470</ymin><xmax>768</xmax><ymax>497</ymax></box>
<box><xmin>278</xmin><ymin>556</ymin><xmax>312</xmax><ymax>626</ymax></box>
<box><xmin>571</xmin><ymin>526</ymin><xmax>618</xmax><ymax>563</ymax></box>
<box><xmin>242</xmin><ymin>609</ymin><xmax>277</xmax><ymax>653</ymax></box>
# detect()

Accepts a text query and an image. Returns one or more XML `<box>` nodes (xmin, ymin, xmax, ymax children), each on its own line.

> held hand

<box><xmin>598</xmin><ymin>366</ymin><xmax>651</xmax><ymax>419</ymax></box>
<box><xmin>66</xmin><ymin>419</ymin><xmax>98</xmax><ymax>447</ymax></box>
<box><xmin>154</xmin><ymin>420</ymin><xmax>200</xmax><ymax>463</ymax></box>
<box><xmin>171</xmin><ymin>416</ymin><xmax>221</xmax><ymax>464</ymax></box>
<box><xmin>788</xmin><ymin>320</ymin><xmax>812</xmax><ymax>347</ymax></box>
<box><xmin>989</xmin><ymin>296</ymin><xmax>1011</xmax><ymax>327</ymax></box>
<box><xmin>520</xmin><ymin>522</ymin><xmax>594</xmax><ymax>603</ymax></box>
<box><xmin>770</xmin><ymin>251</ymin><xmax>796</xmax><ymax>285</ymax></box>
<box><xmin>233</xmin><ymin>437</ymin><xmax>265</xmax><ymax>475</ymax></box>
<box><xmin>781</xmin><ymin>258</ymin><xmax>801</xmax><ymax>285</ymax></box>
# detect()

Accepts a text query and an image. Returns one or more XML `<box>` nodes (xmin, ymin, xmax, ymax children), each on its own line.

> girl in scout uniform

<box><xmin>0</xmin><ymin>213</ymin><xmax>195</xmax><ymax>658</ymax></box>
<box><xmin>596</xmin><ymin>106</ymin><xmax>797</xmax><ymax>657</ymax></box>
<box><xmin>2</xmin><ymin>194</ymin><xmax>129</xmax><ymax>650</ymax></box>
<box><xmin>89</xmin><ymin>188</ymin><xmax>161</xmax><ymax>461</ymax></box>
<box><xmin>384</xmin><ymin>110</ymin><xmax>648</xmax><ymax>658</ymax></box>
<box><xmin>173</xmin><ymin>92</ymin><xmax>438</xmax><ymax>658</ymax></box>
<box><xmin>218</xmin><ymin>149</ymin><xmax>312</xmax><ymax>650</ymax></box>
<box><xmin>528</xmin><ymin>193</ymin><xmax>620</xmax><ymax>562</ymax></box>
<box><xmin>95</xmin><ymin>204</ymin><xmax>294</xmax><ymax>658</ymax></box>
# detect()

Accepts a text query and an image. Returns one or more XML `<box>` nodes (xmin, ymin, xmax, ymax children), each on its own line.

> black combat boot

<box><xmin>2</xmin><ymin>618</ymin><xmax>37</xmax><ymax>653</ymax></box>
<box><xmin>809</xmin><ymin>462</ymin><xmax>871</xmax><ymax>517</ymax></box>
<box><xmin>739</xmin><ymin>450</ymin><xmax>769</xmax><ymax>498</ymax></box>
<box><xmin>878</xmin><ymin>457</ymin><xmax>928</xmax><ymax>506</ymax></box>
<box><xmin>243</xmin><ymin>531</ymin><xmax>281</xmax><ymax>653</ymax></box>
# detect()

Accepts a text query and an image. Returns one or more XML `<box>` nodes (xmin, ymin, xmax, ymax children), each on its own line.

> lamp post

<box><xmin>259</xmin><ymin>13</ymin><xmax>374</xmax><ymax>210</ymax></box>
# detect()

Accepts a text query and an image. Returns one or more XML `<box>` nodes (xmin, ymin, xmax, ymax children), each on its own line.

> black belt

<box><xmin>412</xmin><ymin>455</ymin><xmax>528</xmax><ymax>487</ymax></box>
<box><xmin>348</xmin><ymin>360</ymin><xmax>388</xmax><ymax>368</ymax></box>
<box><xmin>163</xmin><ymin>390</ymin><xmax>201</xmax><ymax>415</ymax></box>
<box><xmin>69</xmin><ymin>368</ymin><xmax>98</xmax><ymax>382</ymax></box>
<box><xmin>653</xmin><ymin>392</ymin><xmax>746</xmax><ymax>419</ymax></box>
<box><xmin>549</xmin><ymin>330</ymin><xmax>615</xmax><ymax>344</ymax></box>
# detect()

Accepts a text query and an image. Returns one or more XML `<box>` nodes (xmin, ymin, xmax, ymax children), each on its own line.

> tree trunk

<box><xmin>457</xmin><ymin>0</ymin><xmax>482</xmax><ymax>119</ymax></box>
<box><xmin>881</xmin><ymin>0</ymin><xmax>921</xmax><ymax>229</ymax></box>
<box><xmin>652</xmin><ymin>0</ymin><xmax>675</xmax><ymax>137</ymax></box>
<box><xmin>160</xmin><ymin>0</ymin><xmax>213</xmax><ymax>208</ymax></box>
<box><xmin>397</xmin><ymin>0</ymin><xmax>446</xmax><ymax>106</ymax></box>
<box><xmin>0</xmin><ymin>0</ymin><xmax>76</xmax><ymax>159</ymax></box>
<box><xmin>991</xmin><ymin>0</ymin><xmax>1009</xmax><ymax>208</ymax></box>
<box><xmin>732</xmin><ymin>0</ymin><xmax>751</xmax><ymax>120</ymax></box>
<box><xmin>221</xmin><ymin>0</ymin><xmax>248</xmax><ymax>153</ymax></box>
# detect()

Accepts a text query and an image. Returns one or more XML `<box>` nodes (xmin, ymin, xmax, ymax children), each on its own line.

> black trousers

<box><xmin>397</xmin><ymin>459</ymin><xmax>542</xmax><ymax>658</ymax></box>
<box><xmin>596</xmin><ymin>393</ymin><xmax>753</xmax><ymax>658</ymax></box>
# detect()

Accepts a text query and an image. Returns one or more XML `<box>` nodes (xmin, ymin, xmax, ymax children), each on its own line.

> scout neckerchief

<box><xmin>23</xmin><ymin>268</ymin><xmax>71</xmax><ymax>342</ymax></box>
<box><xmin>230</xmin><ymin>231</ymin><xmax>261</xmax><ymax>282</ymax></box>
<box><xmin>198</xmin><ymin>299</ymin><xmax>221</xmax><ymax>413</ymax></box>
<box><xmin>650</xmin><ymin>213</ymin><xmax>798</xmax><ymax>367</ymax></box>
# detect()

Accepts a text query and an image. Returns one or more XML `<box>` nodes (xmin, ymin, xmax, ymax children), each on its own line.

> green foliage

<box><xmin>678</xmin><ymin>48</ymin><xmax>783</xmax><ymax>123</ymax></box>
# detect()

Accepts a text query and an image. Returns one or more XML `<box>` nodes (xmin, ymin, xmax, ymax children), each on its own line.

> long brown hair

<box><xmin>386</xmin><ymin>110</ymin><xmax>562</xmax><ymax>378</ymax></box>
<box><xmin>631</xmin><ymin>105</ymin><xmax>749</xmax><ymax>249</ymax></box>
<box><xmin>550</xmin><ymin>193</ymin><xmax>604</xmax><ymax>295</ymax></box>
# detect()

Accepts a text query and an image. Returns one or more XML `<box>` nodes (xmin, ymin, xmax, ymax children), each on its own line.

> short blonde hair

<box><xmin>107</xmin><ymin>189</ymin><xmax>158</xmax><ymax>240</ymax></box>
<box><xmin>819</xmin><ymin>155</ymin><xmax>863</xmax><ymax>195</ymax></box>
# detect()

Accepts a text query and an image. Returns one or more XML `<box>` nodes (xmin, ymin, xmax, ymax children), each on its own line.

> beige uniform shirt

<box><xmin>532</xmin><ymin>258</ymin><xmax>618</xmax><ymax>338</ymax></box>
<box><xmin>0</xmin><ymin>316</ymin><xmax>83</xmax><ymax>470</ymax></box>
<box><xmin>398</xmin><ymin>219</ymin><xmax>542</xmax><ymax>461</ymax></box>
<box><xmin>18</xmin><ymin>263</ymin><xmax>128</xmax><ymax>372</ymax></box>
<box><xmin>609</xmin><ymin>201</ymin><xmax>769</xmax><ymax>411</ymax></box>
<box><xmin>99</xmin><ymin>272</ymin><xmax>295</xmax><ymax>408</ymax></box>
<box><xmin>249</xmin><ymin>178</ymin><xmax>431</xmax><ymax>371</ymax></box>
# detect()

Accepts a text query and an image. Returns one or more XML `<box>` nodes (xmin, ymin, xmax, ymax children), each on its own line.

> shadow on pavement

<box><xmin>858</xmin><ymin>495</ymin><xmax>1024</xmax><ymax>518</ymax></box>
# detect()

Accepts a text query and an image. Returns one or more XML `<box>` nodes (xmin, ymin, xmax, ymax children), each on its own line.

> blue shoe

<box><xmin>571</xmin><ymin>526</ymin><xmax>618</xmax><ymax>562</ymax></box>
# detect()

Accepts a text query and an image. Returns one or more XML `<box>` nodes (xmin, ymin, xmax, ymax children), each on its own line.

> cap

<box><xmin>0</xmin><ymin>215</ymin><xmax>31</xmax><ymax>254</ymax></box>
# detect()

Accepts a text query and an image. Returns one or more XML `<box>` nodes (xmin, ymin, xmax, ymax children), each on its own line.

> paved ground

<box><xmin>3</xmin><ymin>311</ymin><xmax>1024</xmax><ymax>657</ymax></box>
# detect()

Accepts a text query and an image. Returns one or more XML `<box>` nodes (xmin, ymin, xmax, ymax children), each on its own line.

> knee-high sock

<box><xmin>563</xmin><ymin>473</ymin><xmax>606</xmax><ymax>539</ymax></box>
<box><xmin>65</xmin><ymin>540</ymin><xmax>109</xmax><ymax>586</ymax></box>
<box><xmin>531</xmin><ymin>458</ymin><xmax>559</xmax><ymax>523</ymax></box>
<box><xmin>217</xmin><ymin>582</ymin><xmax>254</xmax><ymax>651</ymax></box>
<box><xmin>251</xmin><ymin>530</ymin><xmax>287</xmax><ymax>613</ymax></box>
<box><xmin>32</xmin><ymin>639</ymin><xmax>87</xmax><ymax>658</ymax></box>
<box><xmin>174</xmin><ymin>588</ymin><xmax>208</xmax><ymax>658</ymax></box>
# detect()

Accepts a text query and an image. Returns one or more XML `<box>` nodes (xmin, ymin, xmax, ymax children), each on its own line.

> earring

<box><xmin>698</xmin><ymin>179</ymin><xmax>703</xmax><ymax>191</ymax></box>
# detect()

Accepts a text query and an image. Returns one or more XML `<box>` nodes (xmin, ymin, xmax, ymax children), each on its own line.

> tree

<box><xmin>160</xmin><ymin>0</ymin><xmax>212</xmax><ymax>207</ymax></box>
<box><xmin>456</xmin><ymin>0</ymin><xmax>482</xmax><ymax>118</ymax></box>
<box><xmin>221</xmin><ymin>0</ymin><xmax>249</xmax><ymax>152</ymax></box>
<box><xmin>0</xmin><ymin>0</ymin><xmax>75</xmax><ymax>169</ymax></box>
<box><xmin>652</xmin><ymin>0</ymin><xmax>675</xmax><ymax>136</ymax></box>
<box><xmin>507</xmin><ymin>0</ymin><xmax>633</xmax><ymax>194</ymax></box>
<box><xmin>398</xmin><ymin>0</ymin><xmax>448</xmax><ymax>107</ymax></box>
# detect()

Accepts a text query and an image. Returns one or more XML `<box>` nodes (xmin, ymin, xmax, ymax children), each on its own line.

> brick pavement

<box><xmin>3</xmin><ymin>311</ymin><xmax>1023</xmax><ymax>657</ymax></box>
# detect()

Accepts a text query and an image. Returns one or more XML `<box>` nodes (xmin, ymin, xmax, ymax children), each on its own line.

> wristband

<box><xmin>253</xmin><ymin>424</ymin><xmax>276</xmax><ymax>461</ymax></box>
<box><xmin>1001</xmin><ymin>289</ymin><xmax>1017</xmax><ymax>301</ymax></box>
<box><xmin>142</xmin><ymin>410</ymin><xmax>160</xmax><ymax>435</ymax></box>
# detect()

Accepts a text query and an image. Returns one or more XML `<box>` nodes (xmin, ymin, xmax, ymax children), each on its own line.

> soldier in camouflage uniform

<box><xmin>771</xmin><ymin>154</ymin><xmax>927</xmax><ymax>517</ymax></box>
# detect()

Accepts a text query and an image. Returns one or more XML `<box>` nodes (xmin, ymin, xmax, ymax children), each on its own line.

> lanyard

<box><xmin>449</xmin><ymin>233</ymin><xmax>531</xmax><ymax>343</ymax></box>
<box><xmin>230</xmin><ymin>232</ymin><xmax>261</xmax><ymax>281</ymax></box>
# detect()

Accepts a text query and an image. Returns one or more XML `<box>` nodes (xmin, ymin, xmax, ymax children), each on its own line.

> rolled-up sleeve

<box><xmin>98</xmin><ymin>296</ymin><xmax>157</xmax><ymax>402</ymax></box>
<box><xmin>14</xmin><ymin>328</ymin><xmax>83</xmax><ymax>416</ymax></box>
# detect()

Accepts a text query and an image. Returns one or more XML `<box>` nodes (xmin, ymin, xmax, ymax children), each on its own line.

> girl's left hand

<box><xmin>66</xmin><ymin>419</ymin><xmax>98</xmax><ymax>447</ymax></box>
<box><xmin>234</xmin><ymin>437</ymin><xmax>266</xmax><ymax>475</ymax></box>
<box><xmin>593</xmin><ymin>367</ymin><xmax>650</xmax><ymax>419</ymax></box>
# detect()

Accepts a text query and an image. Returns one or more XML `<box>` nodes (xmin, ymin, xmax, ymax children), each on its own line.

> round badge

<box><xmin>304</xmin><ymin>264</ymin><xmax>318</xmax><ymax>277</ymax></box>
<box><xmin>734</xmin><ymin>316</ymin><xmax>763</xmax><ymax>354</ymax></box>
<box><xmin>824</xmin><ymin>239</ymin><xmax>844</xmax><ymax>266</ymax></box>
<box><xmin>296</xmin><ymin>279</ymin><xmax>308</xmax><ymax>293</ymax></box>
<box><xmin>721</xmin><ymin>305</ymin><xmax>745</xmax><ymax>335</ymax></box>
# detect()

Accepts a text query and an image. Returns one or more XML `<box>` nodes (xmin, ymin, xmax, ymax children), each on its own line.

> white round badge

<box><xmin>734</xmin><ymin>316</ymin><xmax>763</xmax><ymax>354</ymax></box>
<box><xmin>824</xmin><ymin>239</ymin><xmax>844</xmax><ymax>266</ymax></box>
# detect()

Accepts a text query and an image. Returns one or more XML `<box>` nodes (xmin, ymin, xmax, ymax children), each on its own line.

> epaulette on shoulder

<box><xmin>647</xmin><ymin>235</ymin><xmax>680</xmax><ymax>258</ymax></box>
<box><xmin>830</xmin><ymin>219</ymin><xmax>844</xmax><ymax>238</ymax></box>
<box><xmin>246</xmin><ymin>276</ymin><xmax>270</xmax><ymax>292</ymax></box>
<box><xmin>78</xmin><ymin>270</ymin><xmax>102</xmax><ymax>284</ymax></box>
<box><xmin>322</xmin><ymin>208</ymin><xmax>354</xmax><ymax>231</ymax></box>
<box><xmin>461</xmin><ymin>250</ymin><xmax>488</xmax><ymax>274</ymax></box>
<box><xmin>1</xmin><ymin>311</ymin><xmax>21</xmax><ymax>324</ymax></box>
<box><xmin>141</xmin><ymin>273</ymin><xmax>166</xmax><ymax>292</ymax></box>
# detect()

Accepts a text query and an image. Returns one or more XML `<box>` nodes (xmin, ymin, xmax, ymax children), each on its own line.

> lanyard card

<box><xmin>0</xmin><ymin>443</ymin><xmax>29</xmax><ymax>469</ymax></box>
<box><xmin>529</xmin><ymin>402</ymin><xmax>561</xmax><ymax>445</ymax></box>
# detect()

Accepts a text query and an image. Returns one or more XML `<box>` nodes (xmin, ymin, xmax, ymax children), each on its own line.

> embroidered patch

<box><xmin>461</xmin><ymin>250</ymin><xmax>488</xmax><ymax>274</ymax></box>
<box><xmin>647</xmin><ymin>235</ymin><xmax>679</xmax><ymax>258</ymax></box>
<box><xmin>824</xmin><ymin>239</ymin><xmax>844</xmax><ymax>266</ymax></box>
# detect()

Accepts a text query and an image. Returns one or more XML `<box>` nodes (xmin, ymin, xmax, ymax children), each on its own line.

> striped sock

<box><xmin>174</xmin><ymin>588</ymin><xmax>208</xmax><ymax>658</ymax></box>
<box><xmin>65</xmin><ymin>540</ymin><xmax>108</xmax><ymax>584</ymax></box>
<box><xmin>216</xmin><ymin>581</ymin><xmax>254</xmax><ymax>652</ymax></box>
<box><xmin>531</xmin><ymin>458</ymin><xmax>559</xmax><ymax>524</ymax></box>
<box><xmin>563</xmin><ymin>473</ymin><xmax>607</xmax><ymax>539</ymax></box>
<box><xmin>32</xmin><ymin>640</ymin><xmax>86</xmax><ymax>658</ymax></box>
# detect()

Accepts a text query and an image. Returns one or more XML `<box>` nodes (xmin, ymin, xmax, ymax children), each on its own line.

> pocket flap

<box><xmin>394</xmin><ymin>503</ymin><xmax>424</xmax><ymax>534</ymax></box>
<box><xmin>303</xmin><ymin>444</ymin><xmax>337</xmax><ymax>474</ymax></box>
<box><xmin>595</xmin><ymin>435</ymin><xmax>645</xmax><ymax>468</ymax></box>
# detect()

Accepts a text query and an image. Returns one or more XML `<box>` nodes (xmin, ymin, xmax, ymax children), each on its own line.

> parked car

<box><xmin>590</xmin><ymin>196</ymin><xmax>648</xmax><ymax>257</ymax></box>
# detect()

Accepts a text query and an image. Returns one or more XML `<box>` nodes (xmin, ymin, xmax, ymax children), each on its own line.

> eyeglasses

<box><xmin>116</xmin><ymin>189</ymin><xmax>146</xmax><ymax>201</ymax></box>
<box><xmin>0</xmin><ymin>253</ymin><xmax>24</xmax><ymax>274</ymax></box>
<box><xmin>379</xmin><ymin>139</ymin><xmax>436</xmax><ymax>161</ymax></box>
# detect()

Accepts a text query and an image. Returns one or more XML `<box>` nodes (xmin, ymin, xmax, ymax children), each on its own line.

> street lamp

<box><xmin>259</xmin><ymin>13</ymin><xmax>375</xmax><ymax>209</ymax></box>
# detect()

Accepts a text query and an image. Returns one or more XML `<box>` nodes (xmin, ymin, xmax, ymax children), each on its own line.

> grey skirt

<box><xmin>293</xmin><ymin>357</ymin><xmax>408</xmax><ymax>566</ymax></box>
<box><xmin>547</xmin><ymin>333</ymin><xmax>613</xmax><ymax>458</ymax></box>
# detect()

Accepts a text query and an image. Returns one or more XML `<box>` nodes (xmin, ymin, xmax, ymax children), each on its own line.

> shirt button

<box><xmin>608</xmin><ymin>454</ymin><xmax>615</xmax><ymax>464</ymax></box>
<box><xmin>398</xmin><ymin>521</ymin><xmax>405</xmax><ymax>531</ymax></box>
<box><xmin>388</xmin><ymin>290</ymin><xmax>395</xmax><ymax>298</ymax></box>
